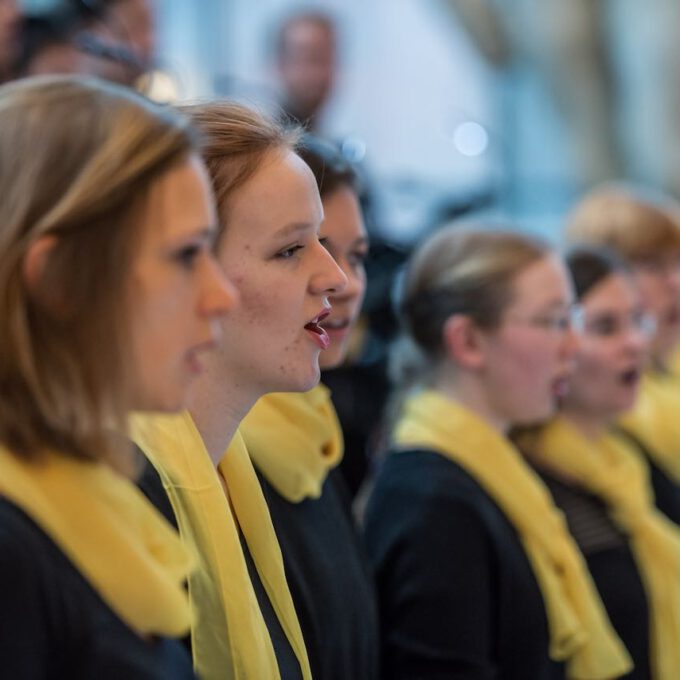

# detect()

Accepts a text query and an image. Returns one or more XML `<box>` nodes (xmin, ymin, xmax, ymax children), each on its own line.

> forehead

<box><xmin>509</xmin><ymin>254</ymin><xmax>573</xmax><ymax>309</ymax></box>
<box><xmin>142</xmin><ymin>154</ymin><xmax>214</xmax><ymax>241</ymax></box>
<box><xmin>319</xmin><ymin>185</ymin><xmax>366</xmax><ymax>241</ymax></box>
<box><xmin>582</xmin><ymin>273</ymin><xmax>638</xmax><ymax>310</ymax></box>
<box><xmin>221</xmin><ymin>150</ymin><xmax>323</xmax><ymax>244</ymax></box>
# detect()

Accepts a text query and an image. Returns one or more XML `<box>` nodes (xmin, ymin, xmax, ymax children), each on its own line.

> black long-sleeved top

<box><xmin>364</xmin><ymin>449</ymin><xmax>563</xmax><ymax>680</ymax></box>
<box><xmin>0</xmin><ymin>498</ymin><xmax>196</xmax><ymax>680</ymax></box>
<box><xmin>256</xmin><ymin>466</ymin><xmax>380</xmax><ymax>680</ymax></box>
<box><xmin>538</xmin><ymin>471</ymin><xmax>651</xmax><ymax>680</ymax></box>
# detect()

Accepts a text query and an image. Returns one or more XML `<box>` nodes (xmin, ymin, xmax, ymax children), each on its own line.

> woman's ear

<box><xmin>22</xmin><ymin>235</ymin><xmax>58</xmax><ymax>302</ymax></box>
<box><xmin>442</xmin><ymin>314</ymin><xmax>486</xmax><ymax>370</ymax></box>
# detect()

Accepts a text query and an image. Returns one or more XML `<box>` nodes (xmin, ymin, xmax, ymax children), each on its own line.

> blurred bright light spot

<box><xmin>341</xmin><ymin>136</ymin><xmax>367</xmax><ymax>163</ymax></box>
<box><xmin>453</xmin><ymin>121</ymin><xmax>488</xmax><ymax>157</ymax></box>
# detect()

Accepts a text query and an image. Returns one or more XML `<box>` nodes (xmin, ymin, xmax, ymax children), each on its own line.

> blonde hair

<box><xmin>0</xmin><ymin>75</ymin><xmax>196</xmax><ymax>466</ymax></box>
<box><xmin>181</xmin><ymin>101</ymin><xmax>300</xmax><ymax>233</ymax></box>
<box><xmin>565</xmin><ymin>183</ymin><xmax>680</xmax><ymax>261</ymax></box>
<box><xmin>392</xmin><ymin>226</ymin><xmax>550</xmax><ymax>390</ymax></box>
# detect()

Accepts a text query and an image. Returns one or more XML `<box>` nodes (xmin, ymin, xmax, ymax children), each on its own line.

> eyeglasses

<box><xmin>506</xmin><ymin>304</ymin><xmax>585</xmax><ymax>334</ymax></box>
<box><xmin>584</xmin><ymin>310</ymin><xmax>657</xmax><ymax>338</ymax></box>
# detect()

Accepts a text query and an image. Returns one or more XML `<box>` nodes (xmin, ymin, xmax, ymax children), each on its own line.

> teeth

<box><xmin>323</xmin><ymin>319</ymin><xmax>347</xmax><ymax>329</ymax></box>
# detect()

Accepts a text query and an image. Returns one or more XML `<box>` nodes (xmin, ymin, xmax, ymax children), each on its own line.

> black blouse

<box><xmin>257</xmin><ymin>466</ymin><xmax>380</xmax><ymax>680</ymax></box>
<box><xmin>364</xmin><ymin>449</ymin><xmax>563</xmax><ymax>680</ymax></box>
<box><xmin>0</xmin><ymin>498</ymin><xmax>196</xmax><ymax>680</ymax></box>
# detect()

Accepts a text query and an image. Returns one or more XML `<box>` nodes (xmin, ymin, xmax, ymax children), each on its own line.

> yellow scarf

<box><xmin>131</xmin><ymin>412</ymin><xmax>312</xmax><ymax>680</ymax></box>
<box><xmin>619</xmin><ymin>370</ymin><xmax>680</xmax><ymax>483</ymax></box>
<box><xmin>668</xmin><ymin>344</ymin><xmax>680</xmax><ymax>378</ymax></box>
<box><xmin>240</xmin><ymin>384</ymin><xmax>343</xmax><ymax>502</ymax></box>
<box><xmin>393</xmin><ymin>390</ymin><xmax>632</xmax><ymax>680</ymax></box>
<box><xmin>0</xmin><ymin>445</ymin><xmax>194</xmax><ymax>638</ymax></box>
<box><xmin>525</xmin><ymin>417</ymin><xmax>680</xmax><ymax>680</ymax></box>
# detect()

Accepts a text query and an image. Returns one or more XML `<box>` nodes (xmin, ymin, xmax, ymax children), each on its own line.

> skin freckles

<box><xmin>213</xmin><ymin>149</ymin><xmax>346</xmax><ymax>400</ymax></box>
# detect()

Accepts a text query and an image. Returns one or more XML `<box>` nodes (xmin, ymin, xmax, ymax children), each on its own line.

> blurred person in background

<box><xmin>240</xmin><ymin>135</ymin><xmax>378</xmax><ymax>680</ymax></box>
<box><xmin>12</xmin><ymin>0</ymin><xmax>155</xmax><ymax>85</ymax></box>
<box><xmin>275</xmin><ymin>8</ymin><xmax>337</xmax><ymax>133</ymax></box>
<box><xmin>365</xmin><ymin>227</ymin><xmax>630</xmax><ymax>679</ymax></box>
<box><xmin>518</xmin><ymin>246</ymin><xmax>680</xmax><ymax>680</ymax></box>
<box><xmin>0</xmin><ymin>0</ymin><xmax>20</xmax><ymax>82</ymax></box>
<box><xmin>565</xmin><ymin>184</ymin><xmax>680</xmax><ymax>500</ymax></box>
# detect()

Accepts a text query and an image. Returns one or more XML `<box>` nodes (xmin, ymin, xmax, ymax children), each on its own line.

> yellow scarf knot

<box><xmin>241</xmin><ymin>384</ymin><xmax>343</xmax><ymax>502</ymax></box>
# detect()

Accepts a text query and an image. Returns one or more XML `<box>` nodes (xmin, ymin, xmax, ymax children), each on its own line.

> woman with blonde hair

<box><xmin>134</xmin><ymin>103</ymin><xmax>347</xmax><ymax>680</ymax></box>
<box><xmin>519</xmin><ymin>246</ymin><xmax>680</xmax><ymax>679</ymax></box>
<box><xmin>566</xmin><ymin>184</ymin><xmax>680</xmax><ymax>508</ymax></box>
<box><xmin>364</xmin><ymin>227</ymin><xmax>631</xmax><ymax>679</ymax></box>
<box><xmin>0</xmin><ymin>75</ymin><xmax>235</xmax><ymax>676</ymax></box>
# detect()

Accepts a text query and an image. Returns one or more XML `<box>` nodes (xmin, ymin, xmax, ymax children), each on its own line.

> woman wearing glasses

<box><xmin>364</xmin><ymin>227</ymin><xmax>630</xmax><ymax>680</ymax></box>
<box><xmin>518</xmin><ymin>246</ymin><xmax>680</xmax><ymax>679</ymax></box>
<box><xmin>566</xmin><ymin>185</ymin><xmax>680</xmax><ymax>518</ymax></box>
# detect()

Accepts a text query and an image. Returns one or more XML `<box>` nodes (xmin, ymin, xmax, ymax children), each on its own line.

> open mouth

<box><xmin>551</xmin><ymin>375</ymin><xmax>570</xmax><ymax>398</ymax></box>
<box><xmin>305</xmin><ymin>309</ymin><xmax>331</xmax><ymax>350</ymax></box>
<box><xmin>619</xmin><ymin>367</ymin><xmax>641</xmax><ymax>387</ymax></box>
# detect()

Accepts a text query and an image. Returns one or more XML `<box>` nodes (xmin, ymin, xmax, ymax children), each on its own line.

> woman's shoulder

<box><xmin>371</xmin><ymin>447</ymin><xmax>500</xmax><ymax>509</ymax></box>
<box><xmin>0</xmin><ymin>497</ymin><xmax>61</xmax><ymax>572</ymax></box>
<box><xmin>365</xmin><ymin>447</ymin><xmax>518</xmax><ymax>549</ymax></box>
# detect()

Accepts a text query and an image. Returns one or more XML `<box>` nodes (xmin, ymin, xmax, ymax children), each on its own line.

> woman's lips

<box><xmin>619</xmin><ymin>367</ymin><xmax>641</xmax><ymax>387</ymax></box>
<box><xmin>551</xmin><ymin>375</ymin><xmax>571</xmax><ymax>398</ymax></box>
<box><xmin>185</xmin><ymin>341</ymin><xmax>215</xmax><ymax>375</ymax></box>
<box><xmin>304</xmin><ymin>310</ymin><xmax>331</xmax><ymax>350</ymax></box>
<box><xmin>320</xmin><ymin>317</ymin><xmax>351</xmax><ymax>343</ymax></box>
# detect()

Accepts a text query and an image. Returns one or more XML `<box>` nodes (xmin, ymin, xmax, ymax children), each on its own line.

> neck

<box><xmin>434</xmin><ymin>371</ymin><xmax>508</xmax><ymax>434</ymax></box>
<box><xmin>188</xmin><ymin>355</ymin><xmax>261</xmax><ymax>467</ymax></box>
<box><xmin>560</xmin><ymin>405</ymin><xmax>610</xmax><ymax>441</ymax></box>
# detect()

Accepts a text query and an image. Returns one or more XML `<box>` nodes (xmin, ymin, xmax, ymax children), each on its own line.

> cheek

<box><xmin>636</xmin><ymin>276</ymin><xmax>667</xmax><ymax>313</ymax></box>
<box><xmin>569</xmin><ymin>355</ymin><xmax>607</xmax><ymax>402</ymax></box>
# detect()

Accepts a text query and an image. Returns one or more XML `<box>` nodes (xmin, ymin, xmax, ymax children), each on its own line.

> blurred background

<box><xmin>10</xmin><ymin>0</ymin><xmax>680</xmax><ymax>495</ymax></box>
<box><xmin>14</xmin><ymin>0</ymin><xmax>680</xmax><ymax>245</ymax></box>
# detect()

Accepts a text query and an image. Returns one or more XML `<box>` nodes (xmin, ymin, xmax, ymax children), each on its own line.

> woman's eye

<box><xmin>589</xmin><ymin>317</ymin><xmax>618</xmax><ymax>336</ymax></box>
<box><xmin>175</xmin><ymin>244</ymin><xmax>201</xmax><ymax>268</ymax></box>
<box><xmin>349</xmin><ymin>250</ymin><xmax>368</xmax><ymax>268</ymax></box>
<box><xmin>277</xmin><ymin>244</ymin><xmax>304</xmax><ymax>259</ymax></box>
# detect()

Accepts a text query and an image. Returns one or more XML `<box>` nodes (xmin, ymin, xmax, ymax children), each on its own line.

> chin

<box><xmin>319</xmin><ymin>347</ymin><xmax>345</xmax><ymax>371</ymax></box>
<box><xmin>274</xmin><ymin>364</ymin><xmax>321</xmax><ymax>395</ymax></box>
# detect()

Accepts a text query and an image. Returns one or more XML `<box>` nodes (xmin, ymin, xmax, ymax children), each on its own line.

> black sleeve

<box><xmin>0</xmin><ymin>523</ymin><xmax>52</xmax><ymax>679</ymax></box>
<box><xmin>366</xmin><ymin>489</ymin><xmax>498</xmax><ymax>680</ymax></box>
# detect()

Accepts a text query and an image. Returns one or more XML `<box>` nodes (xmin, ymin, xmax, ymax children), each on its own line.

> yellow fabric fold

<box><xmin>131</xmin><ymin>412</ymin><xmax>312</xmax><ymax>680</ymax></box>
<box><xmin>619</xmin><ymin>370</ymin><xmax>680</xmax><ymax>483</ymax></box>
<box><xmin>0</xmin><ymin>445</ymin><xmax>194</xmax><ymax>638</ymax></box>
<box><xmin>240</xmin><ymin>384</ymin><xmax>343</xmax><ymax>502</ymax></box>
<box><xmin>525</xmin><ymin>417</ymin><xmax>680</xmax><ymax>680</ymax></box>
<box><xmin>393</xmin><ymin>390</ymin><xmax>632</xmax><ymax>680</ymax></box>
